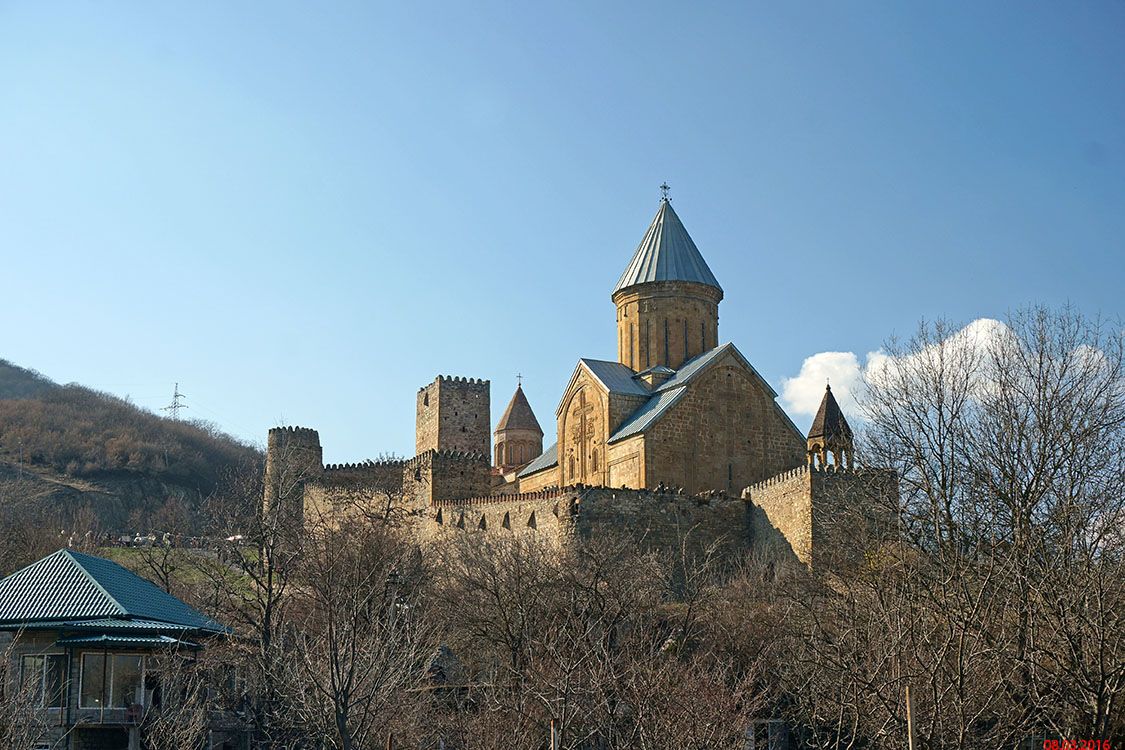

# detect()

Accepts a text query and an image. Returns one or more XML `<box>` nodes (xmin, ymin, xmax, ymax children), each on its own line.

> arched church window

<box><xmin>569</xmin><ymin>455</ymin><xmax>575</xmax><ymax>477</ymax></box>
<box><xmin>591</xmin><ymin>451</ymin><xmax>598</xmax><ymax>472</ymax></box>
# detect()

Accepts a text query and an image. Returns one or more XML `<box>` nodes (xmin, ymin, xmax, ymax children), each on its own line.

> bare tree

<box><xmin>779</xmin><ymin>307</ymin><xmax>1125</xmax><ymax>747</ymax></box>
<box><xmin>0</xmin><ymin>635</ymin><xmax>50</xmax><ymax>749</ymax></box>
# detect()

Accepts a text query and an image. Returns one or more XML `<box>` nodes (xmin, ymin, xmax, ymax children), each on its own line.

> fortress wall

<box><xmin>421</xmin><ymin>485</ymin><xmax>752</xmax><ymax>561</ymax></box>
<box><xmin>573</xmin><ymin>487</ymin><xmax>751</xmax><ymax>559</ymax></box>
<box><xmin>747</xmin><ymin>466</ymin><xmax>813</xmax><ymax>565</ymax></box>
<box><xmin>422</xmin><ymin>489</ymin><xmax>578</xmax><ymax>545</ymax></box>
<box><xmin>809</xmin><ymin>468</ymin><xmax>899</xmax><ymax>571</ymax></box>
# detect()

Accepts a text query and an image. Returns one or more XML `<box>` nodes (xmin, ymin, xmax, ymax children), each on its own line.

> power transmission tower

<box><xmin>162</xmin><ymin>382</ymin><xmax>188</xmax><ymax>420</ymax></box>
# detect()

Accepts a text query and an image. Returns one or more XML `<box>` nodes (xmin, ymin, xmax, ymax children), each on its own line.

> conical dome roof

<box><xmin>613</xmin><ymin>198</ymin><xmax>722</xmax><ymax>295</ymax></box>
<box><xmin>495</xmin><ymin>385</ymin><xmax>543</xmax><ymax>436</ymax></box>
<box><xmin>808</xmin><ymin>384</ymin><xmax>853</xmax><ymax>442</ymax></box>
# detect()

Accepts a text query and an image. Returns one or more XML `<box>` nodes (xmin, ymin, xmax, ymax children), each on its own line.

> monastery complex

<box><xmin>265</xmin><ymin>194</ymin><xmax>896</xmax><ymax>567</ymax></box>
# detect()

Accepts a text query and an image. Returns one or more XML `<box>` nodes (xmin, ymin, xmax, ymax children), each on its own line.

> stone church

<box><xmin>265</xmin><ymin>194</ymin><xmax>896</xmax><ymax>567</ymax></box>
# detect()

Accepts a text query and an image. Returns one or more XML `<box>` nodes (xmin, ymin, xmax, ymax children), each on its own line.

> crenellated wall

<box><xmin>416</xmin><ymin>376</ymin><xmax>491</xmax><ymax>457</ymax></box>
<box><xmin>746</xmin><ymin>465</ymin><xmax>899</xmax><ymax>570</ymax></box>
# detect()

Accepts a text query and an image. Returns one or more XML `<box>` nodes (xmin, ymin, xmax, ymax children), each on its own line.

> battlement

<box><xmin>419</xmin><ymin>375</ymin><xmax>490</xmax><ymax>388</ymax></box>
<box><xmin>744</xmin><ymin>465</ymin><xmax>810</xmax><ymax>494</ymax></box>
<box><xmin>268</xmin><ymin>425</ymin><xmax>321</xmax><ymax>447</ymax></box>
<box><xmin>323</xmin><ymin>458</ymin><xmax>405</xmax><ymax>472</ymax></box>
<box><xmin>437</xmin><ymin>488</ymin><xmax>570</xmax><ymax>508</ymax></box>
<box><xmin>404</xmin><ymin>449</ymin><xmax>490</xmax><ymax>469</ymax></box>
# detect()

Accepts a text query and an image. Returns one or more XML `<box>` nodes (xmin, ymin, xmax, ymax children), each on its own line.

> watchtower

<box><xmin>415</xmin><ymin>376</ymin><xmax>491</xmax><ymax>457</ymax></box>
<box><xmin>264</xmin><ymin>426</ymin><xmax>323</xmax><ymax>528</ymax></box>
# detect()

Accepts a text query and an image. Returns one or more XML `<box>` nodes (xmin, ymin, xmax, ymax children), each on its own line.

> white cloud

<box><xmin>781</xmin><ymin>351</ymin><xmax>864</xmax><ymax>419</ymax></box>
<box><xmin>781</xmin><ymin>318</ymin><xmax>1012</xmax><ymax>423</ymax></box>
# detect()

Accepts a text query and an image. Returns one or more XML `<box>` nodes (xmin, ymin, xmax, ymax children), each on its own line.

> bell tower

<box><xmin>807</xmin><ymin>384</ymin><xmax>854</xmax><ymax>469</ymax></box>
<box><xmin>612</xmin><ymin>187</ymin><xmax>723</xmax><ymax>371</ymax></box>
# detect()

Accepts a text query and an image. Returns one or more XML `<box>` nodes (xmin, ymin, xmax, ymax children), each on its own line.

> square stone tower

<box><xmin>415</xmin><ymin>375</ymin><xmax>491</xmax><ymax>457</ymax></box>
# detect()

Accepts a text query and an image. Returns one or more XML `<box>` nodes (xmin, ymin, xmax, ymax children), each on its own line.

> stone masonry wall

<box><xmin>747</xmin><ymin>466</ymin><xmax>813</xmax><ymax>565</ymax></box>
<box><xmin>614</xmin><ymin>281</ymin><xmax>722</xmax><ymax>370</ymax></box>
<box><xmin>809</xmin><ymin>468</ymin><xmax>899</xmax><ymax>571</ymax></box>
<box><xmin>416</xmin><ymin>376</ymin><xmax>491</xmax><ymax>457</ymax></box>
<box><xmin>644</xmin><ymin>359</ymin><xmax>806</xmax><ymax>496</ymax></box>
<box><xmin>421</xmin><ymin>485</ymin><xmax>753</xmax><ymax>561</ymax></box>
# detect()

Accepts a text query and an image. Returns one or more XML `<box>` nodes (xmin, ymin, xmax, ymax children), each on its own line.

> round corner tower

<box><xmin>264</xmin><ymin>426</ymin><xmax>323</xmax><ymax>523</ymax></box>
<box><xmin>613</xmin><ymin>195</ymin><xmax>724</xmax><ymax>371</ymax></box>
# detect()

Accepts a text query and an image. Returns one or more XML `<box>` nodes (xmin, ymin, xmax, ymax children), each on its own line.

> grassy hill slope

<box><xmin>0</xmin><ymin>359</ymin><xmax>261</xmax><ymax>532</ymax></box>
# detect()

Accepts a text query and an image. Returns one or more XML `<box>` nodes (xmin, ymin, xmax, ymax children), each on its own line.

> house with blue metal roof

<box><xmin>0</xmin><ymin>549</ymin><xmax>240</xmax><ymax>750</ymax></box>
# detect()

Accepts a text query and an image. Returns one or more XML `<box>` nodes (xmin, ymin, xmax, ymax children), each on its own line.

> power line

<box><xmin>161</xmin><ymin>382</ymin><xmax>188</xmax><ymax>420</ymax></box>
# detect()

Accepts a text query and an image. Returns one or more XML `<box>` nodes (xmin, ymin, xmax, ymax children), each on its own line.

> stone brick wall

<box><xmin>808</xmin><ymin>467</ymin><xmax>899</xmax><ymax>571</ymax></box>
<box><xmin>422</xmin><ymin>488</ymin><xmax>576</xmax><ymax>545</ymax></box>
<box><xmin>517</xmin><ymin>464</ymin><xmax>559</xmax><ymax>493</ymax></box>
<box><xmin>304</xmin><ymin>459</ymin><xmax>406</xmax><ymax>524</ymax></box>
<box><xmin>747</xmin><ymin>465</ymin><xmax>900</xmax><ymax>571</ymax></box>
<box><xmin>421</xmin><ymin>485</ymin><xmax>752</xmax><ymax>561</ymax></box>
<box><xmin>415</xmin><ymin>376</ymin><xmax>491</xmax><ymax>457</ymax></box>
<box><xmin>747</xmin><ymin>466</ymin><xmax>813</xmax><ymax>565</ymax></box>
<box><xmin>264</xmin><ymin>426</ymin><xmax>323</xmax><ymax>528</ymax></box>
<box><xmin>605</xmin><ymin>434</ymin><xmax>644</xmax><ymax>489</ymax></box>
<box><xmin>557</xmin><ymin>370</ymin><xmax>610</xmax><ymax>487</ymax></box>
<box><xmin>613</xmin><ymin>281</ymin><xmax>723</xmax><ymax>370</ymax></box>
<box><xmin>643</xmin><ymin>358</ymin><xmax>806</xmax><ymax>495</ymax></box>
<box><xmin>403</xmin><ymin>449</ymin><xmax>491</xmax><ymax>506</ymax></box>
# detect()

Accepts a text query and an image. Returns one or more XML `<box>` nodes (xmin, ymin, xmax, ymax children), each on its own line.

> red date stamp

<box><xmin>1043</xmin><ymin>742</ymin><xmax>1111</xmax><ymax>750</ymax></box>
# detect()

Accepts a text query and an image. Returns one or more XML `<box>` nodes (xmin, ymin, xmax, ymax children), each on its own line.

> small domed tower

<box><xmin>807</xmin><ymin>384</ymin><xmax>854</xmax><ymax>469</ymax></box>
<box><xmin>493</xmin><ymin>382</ymin><xmax>543</xmax><ymax>472</ymax></box>
<box><xmin>613</xmin><ymin>190</ymin><xmax>724</xmax><ymax>371</ymax></box>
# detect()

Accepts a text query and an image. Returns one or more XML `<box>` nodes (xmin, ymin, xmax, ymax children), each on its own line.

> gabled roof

<box><xmin>613</xmin><ymin>198</ymin><xmax>722</xmax><ymax>295</ymax></box>
<box><xmin>579</xmin><ymin>359</ymin><xmax>651</xmax><ymax>397</ymax></box>
<box><xmin>0</xmin><ymin>549</ymin><xmax>226</xmax><ymax>633</ymax></box>
<box><xmin>808</xmin><ymin>384</ymin><xmax>853</xmax><ymax>442</ymax></box>
<box><xmin>554</xmin><ymin>359</ymin><xmax>651</xmax><ymax>418</ymax></box>
<box><xmin>495</xmin><ymin>385</ymin><xmax>543</xmax><ymax>436</ymax></box>
<box><xmin>607</xmin><ymin>343</ymin><xmax>805</xmax><ymax>443</ymax></box>
<box><xmin>517</xmin><ymin>442</ymin><xmax>558</xmax><ymax>478</ymax></box>
<box><xmin>609</xmin><ymin>387</ymin><xmax>688</xmax><ymax>443</ymax></box>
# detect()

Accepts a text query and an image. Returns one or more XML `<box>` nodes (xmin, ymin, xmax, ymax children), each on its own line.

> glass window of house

<box><xmin>19</xmin><ymin>655</ymin><xmax>67</xmax><ymax>709</ymax></box>
<box><xmin>20</xmin><ymin>655</ymin><xmax>44</xmax><ymax>705</ymax></box>
<box><xmin>80</xmin><ymin>653</ymin><xmax>106</xmax><ymax>708</ymax></box>
<box><xmin>110</xmin><ymin>654</ymin><xmax>144</xmax><ymax>708</ymax></box>
<box><xmin>43</xmin><ymin>655</ymin><xmax>67</xmax><ymax>708</ymax></box>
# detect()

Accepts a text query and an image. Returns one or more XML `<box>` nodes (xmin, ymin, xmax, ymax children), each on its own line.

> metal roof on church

<box><xmin>517</xmin><ymin>442</ymin><xmax>558</xmax><ymax>478</ymax></box>
<box><xmin>613</xmin><ymin>198</ymin><xmax>722</xmax><ymax>295</ymax></box>
<box><xmin>578</xmin><ymin>359</ymin><xmax>652</xmax><ymax>397</ymax></box>
<box><xmin>608</xmin><ymin>387</ymin><xmax>688</xmax><ymax>443</ymax></box>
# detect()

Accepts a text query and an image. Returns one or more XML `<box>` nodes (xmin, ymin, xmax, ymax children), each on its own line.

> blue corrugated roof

<box><xmin>578</xmin><ymin>359</ymin><xmax>651</xmax><ymax>397</ymax></box>
<box><xmin>0</xmin><ymin>550</ymin><xmax>226</xmax><ymax>634</ymax></box>
<box><xmin>55</xmin><ymin>634</ymin><xmax>199</xmax><ymax>648</ymax></box>
<box><xmin>613</xmin><ymin>198</ymin><xmax>722</xmax><ymax>295</ymax></box>
<box><xmin>608</xmin><ymin>387</ymin><xmax>688</xmax><ymax>443</ymax></box>
<box><xmin>517</xmin><ymin>442</ymin><xmax>558</xmax><ymax>478</ymax></box>
<box><xmin>655</xmin><ymin>342</ymin><xmax>778</xmax><ymax>398</ymax></box>
<box><xmin>605</xmin><ymin>342</ymin><xmax>801</xmax><ymax>442</ymax></box>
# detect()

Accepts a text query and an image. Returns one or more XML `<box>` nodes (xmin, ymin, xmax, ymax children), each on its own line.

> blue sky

<box><xmin>1</xmin><ymin>2</ymin><xmax>1122</xmax><ymax>461</ymax></box>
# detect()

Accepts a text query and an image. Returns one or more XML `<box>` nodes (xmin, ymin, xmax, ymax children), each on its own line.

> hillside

<box><xmin>0</xmin><ymin>359</ymin><xmax>262</xmax><ymax>532</ymax></box>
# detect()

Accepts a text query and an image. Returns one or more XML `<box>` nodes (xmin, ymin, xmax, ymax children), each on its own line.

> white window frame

<box><xmin>19</xmin><ymin>652</ymin><xmax>68</xmax><ymax>710</ymax></box>
<box><xmin>78</xmin><ymin>652</ymin><xmax>146</xmax><ymax>710</ymax></box>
